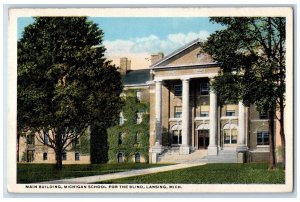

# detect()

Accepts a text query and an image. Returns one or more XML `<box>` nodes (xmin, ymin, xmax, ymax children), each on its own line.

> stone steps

<box><xmin>157</xmin><ymin>149</ymin><xmax>208</xmax><ymax>164</ymax></box>
<box><xmin>157</xmin><ymin>148</ymin><xmax>237</xmax><ymax>164</ymax></box>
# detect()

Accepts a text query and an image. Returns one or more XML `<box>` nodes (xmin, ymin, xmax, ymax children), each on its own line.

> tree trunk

<box><xmin>17</xmin><ymin>133</ymin><xmax>20</xmax><ymax>162</ymax></box>
<box><xmin>268</xmin><ymin>110</ymin><xmax>276</xmax><ymax>169</ymax></box>
<box><xmin>55</xmin><ymin>150</ymin><xmax>63</xmax><ymax>171</ymax></box>
<box><xmin>279</xmin><ymin>106</ymin><xmax>285</xmax><ymax>170</ymax></box>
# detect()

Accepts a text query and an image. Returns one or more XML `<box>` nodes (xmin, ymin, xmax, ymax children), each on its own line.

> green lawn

<box><xmin>97</xmin><ymin>163</ymin><xmax>285</xmax><ymax>184</ymax></box>
<box><xmin>17</xmin><ymin>163</ymin><xmax>168</xmax><ymax>183</ymax></box>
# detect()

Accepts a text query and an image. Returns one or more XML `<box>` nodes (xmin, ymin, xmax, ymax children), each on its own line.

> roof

<box><xmin>150</xmin><ymin>38</ymin><xmax>202</xmax><ymax>68</ymax></box>
<box><xmin>122</xmin><ymin>69</ymin><xmax>150</xmax><ymax>86</ymax></box>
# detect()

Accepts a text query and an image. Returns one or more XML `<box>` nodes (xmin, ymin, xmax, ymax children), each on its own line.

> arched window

<box><xmin>117</xmin><ymin>152</ymin><xmax>124</xmax><ymax>163</ymax></box>
<box><xmin>171</xmin><ymin>124</ymin><xmax>182</xmax><ymax>145</ymax></box>
<box><xmin>135</xmin><ymin>153</ymin><xmax>141</xmax><ymax>163</ymax></box>
<box><xmin>223</xmin><ymin>123</ymin><xmax>238</xmax><ymax>145</ymax></box>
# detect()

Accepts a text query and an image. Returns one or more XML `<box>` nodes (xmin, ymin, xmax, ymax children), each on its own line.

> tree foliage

<box><xmin>18</xmin><ymin>17</ymin><xmax>123</xmax><ymax>170</ymax></box>
<box><xmin>202</xmin><ymin>17</ymin><xmax>286</xmax><ymax>169</ymax></box>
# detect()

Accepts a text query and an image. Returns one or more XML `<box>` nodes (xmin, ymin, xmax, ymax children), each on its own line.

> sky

<box><xmin>18</xmin><ymin>17</ymin><xmax>224</xmax><ymax>68</ymax></box>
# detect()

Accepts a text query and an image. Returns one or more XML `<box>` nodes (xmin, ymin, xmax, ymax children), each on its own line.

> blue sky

<box><xmin>18</xmin><ymin>17</ymin><xmax>224</xmax><ymax>68</ymax></box>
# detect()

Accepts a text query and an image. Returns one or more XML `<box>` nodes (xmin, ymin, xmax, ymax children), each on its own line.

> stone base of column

<box><xmin>150</xmin><ymin>141</ymin><xmax>164</xmax><ymax>154</ymax></box>
<box><xmin>149</xmin><ymin>142</ymin><xmax>164</xmax><ymax>164</ymax></box>
<box><xmin>236</xmin><ymin>144</ymin><xmax>248</xmax><ymax>152</ymax></box>
<box><xmin>179</xmin><ymin>145</ymin><xmax>190</xmax><ymax>155</ymax></box>
<box><xmin>151</xmin><ymin>152</ymin><xmax>158</xmax><ymax>164</ymax></box>
<box><xmin>208</xmin><ymin>146</ymin><xmax>218</xmax><ymax>156</ymax></box>
<box><xmin>236</xmin><ymin>145</ymin><xmax>248</xmax><ymax>163</ymax></box>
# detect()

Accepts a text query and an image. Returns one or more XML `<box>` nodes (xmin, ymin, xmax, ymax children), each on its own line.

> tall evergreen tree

<box><xmin>201</xmin><ymin>17</ymin><xmax>286</xmax><ymax>169</ymax></box>
<box><xmin>17</xmin><ymin>17</ymin><xmax>123</xmax><ymax>170</ymax></box>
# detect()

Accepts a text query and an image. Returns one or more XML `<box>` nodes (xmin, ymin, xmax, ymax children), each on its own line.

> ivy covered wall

<box><xmin>107</xmin><ymin>89</ymin><xmax>149</xmax><ymax>163</ymax></box>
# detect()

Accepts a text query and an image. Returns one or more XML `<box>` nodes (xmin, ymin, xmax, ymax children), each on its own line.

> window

<box><xmin>174</xmin><ymin>106</ymin><xmax>182</xmax><ymax>118</ymax></box>
<box><xmin>200</xmin><ymin>111</ymin><xmax>209</xmax><ymax>117</ymax></box>
<box><xmin>223</xmin><ymin>124</ymin><xmax>238</xmax><ymax>145</ymax></box>
<box><xmin>134</xmin><ymin>132</ymin><xmax>139</xmax><ymax>144</ymax></box>
<box><xmin>136</xmin><ymin>112</ymin><xmax>143</xmax><ymax>124</ymax></box>
<box><xmin>43</xmin><ymin>153</ymin><xmax>48</xmax><ymax>161</ymax></box>
<box><xmin>257</xmin><ymin>131</ymin><xmax>269</xmax><ymax>145</ymax></box>
<box><xmin>259</xmin><ymin>111</ymin><xmax>268</xmax><ymax>119</ymax></box>
<box><xmin>135</xmin><ymin>153</ymin><xmax>141</xmax><ymax>163</ymax></box>
<box><xmin>27</xmin><ymin>134</ymin><xmax>35</xmax><ymax>145</ymax></box>
<box><xmin>136</xmin><ymin>90</ymin><xmax>142</xmax><ymax>102</ymax></box>
<box><xmin>200</xmin><ymin>83</ymin><xmax>210</xmax><ymax>95</ymax></box>
<box><xmin>72</xmin><ymin>138</ymin><xmax>79</xmax><ymax>146</ymax></box>
<box><xmin>119</xmin><ymin>112</ymin><xmax>125</xmax><ymax>125</ymax></box>
<box><xmin>174</xmin><ymin>84</ymin><xmax>182</xmax><ymax>96</ymax></box>
<box><xmin>226</xmin><ymin>110</ymin><xmax>236</xmax><ymax>116</ymax></box>
<box><xmin>118</xmin><ymin>132</ymin><xmax>123</xmax><ymax>145</ymax></box>
<box><xmin>44</xmin><ymin>133</ymin><xmax>49</xmax><ymax>145</ymax></box>
<box><xmin>224</xmin><ymin>129</ymin><xmax>238</xmax><ymax>144</ymax></box>
<box><xmin>75</xmin><ymin>152</ymin><xmax>80</xmax><ymax>161</ymax></box>
<box><xmin>62</xmin><ymin>151</ymin><xmax>67</xmax><ymax>161</ymax></box>
<box><xmin>117</xmin><ymin>152</ymin><xmax>124</xmax><ymax>163</ymax></box>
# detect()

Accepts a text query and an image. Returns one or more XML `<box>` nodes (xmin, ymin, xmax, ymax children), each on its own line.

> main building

<box><xmin>19</xmin><ymin>39</ymin><xmax>281</xmax><ymax>164</ymax></box>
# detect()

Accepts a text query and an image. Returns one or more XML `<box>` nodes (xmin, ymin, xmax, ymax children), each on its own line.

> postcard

<box><xmin>6</xmin><ymin>7</ymin><xmax>294</xmax><ymax>193</ymax></box>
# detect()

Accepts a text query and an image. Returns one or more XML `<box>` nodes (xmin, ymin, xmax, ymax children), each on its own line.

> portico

<box><xmin>148</xmin><ymin>39</ymin><xmax>249</xmax><ymax>163</ymax></box>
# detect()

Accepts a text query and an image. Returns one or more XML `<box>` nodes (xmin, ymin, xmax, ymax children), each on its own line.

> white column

<box><xmin>151</xmin><ymin>80</ymin><xmax>164</xmax><ymax>162</ymax></box>
<box><xmin>208</xmin><ymin>81</ymin><xmax>218</xmax><ymax>155</ymax></box>
<box><xmin>180</xmin><ymin>78</ymin><xmax>190</xmax><ymax>154</ymax></box>
<box><xmin>155</xmin><ymin>80</ymin><xmax>162</xmax><ymax>145</ymax></box>
<box><xmin>237</xmin><ymin>101</ymin><xmax>247</xmax><ymax>151</ymax></box>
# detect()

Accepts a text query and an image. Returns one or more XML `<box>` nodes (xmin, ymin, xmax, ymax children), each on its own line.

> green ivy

<box><xmin>107</xmin><ymin>89</ymin><xmax>149</xmax><ymax>163</ymax></box>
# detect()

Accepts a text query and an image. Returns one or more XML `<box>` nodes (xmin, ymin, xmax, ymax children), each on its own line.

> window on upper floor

<box><xmin>174</xmin><ymin>84</ymin><xmax>182</xmax><ymax>96</ymax></box>
<box><xmin>226</xmin><ymin>110</ymin><xmax>236</xmax><ymax>116</ymax></box>
<box><xmin>118</xmin><ymin>132</ymin><xmax>124</xmax><ymax>145</ymax></box>
<box><xmin>136</xmin><ymin>90</ymin><xmax>142</xmax><ymax>102</ymax></box>
<box><xmin>44</xmin><ymin>133</ymin><xmax>49</xmax><ymax>145</ymax></box>
<box><xmin>119</xmin><ymin>112</ymin><xmax>125</xmax><ymax>125</ymax></box>
<box><xmin>174</xmin><ymin>106</ymin><xmax>182</xmax><ymax>118</ymax></box>
<box><xmin>26</xmin><ymin>134</ymin><xmax>35</xmax><ymax>145</ymax></box>
<box><xmin>134</xmin><ymin>132</ymin><xmax>139</xmax><ymax>144</ymax></box>
<box><xmin>259</xmin><ymin>111</ymin><xmax>268</xmax><ymax>119</ymax></box>
<box><xmin>200</xmin><ymin>83</ymin><xmax>210</xmax><ymax>95</ymax></box>
<box><xmin>200</xmin><ymin>111</ymin><xmax>209</xmax><ymax>117</ymax></box>
<box><xmin>136</xmin><ymin>112</ymin><xmax>143</xmax><ymax>124</ymax></box>
<box><xmin>257</xmin><ymin>131</ymin><xmax>269</xmax><ymax>145</ymax></box>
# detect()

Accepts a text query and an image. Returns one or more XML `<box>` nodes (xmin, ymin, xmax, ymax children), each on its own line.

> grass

<box><xmin>17</xmin><ymin>163</ymin><xmax>168</xmax><ymax>183</ymax></box>
<box><xmin>96</xmin><ymin>163</ymin><xmax>285</xmax><ymax>184</ymax></box>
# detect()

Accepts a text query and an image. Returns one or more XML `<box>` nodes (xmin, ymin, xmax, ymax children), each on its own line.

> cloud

<box><xmin>103</xmin><ymin>30</ymin><xmax>210</xmax><ymax>58</ymax></box>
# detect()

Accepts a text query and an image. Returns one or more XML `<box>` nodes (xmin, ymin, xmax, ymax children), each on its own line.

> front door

<box><xmin>198</xmin><ymin>130</ymin><xmax>209</xmax><ymax>149</ymax></box>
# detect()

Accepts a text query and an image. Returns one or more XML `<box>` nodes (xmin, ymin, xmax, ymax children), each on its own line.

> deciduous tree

<box><xmin>18</xmin><ymin>17</ymin><xmax>123</xmax><ymax>170</ymax></box>
<box><xmin>202</xmin><ymin>17</ymin><xmax>286</xmax><ymax>169</ymax></box>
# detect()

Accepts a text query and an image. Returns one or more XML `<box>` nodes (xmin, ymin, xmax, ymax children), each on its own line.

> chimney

<box><xmin>151</xmin><ymin>52</ymin><xmax>164</xmax><ymax>65</ymax></box>
<box><xmin>119</xmin><ymin>57</ymin><xmax>131</xmax><ymax>75</ymax></box>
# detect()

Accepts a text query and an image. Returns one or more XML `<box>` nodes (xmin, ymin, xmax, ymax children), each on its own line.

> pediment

<box><xmin>151</xmin><ymin>39</ymin><xmax>215</xmax><ymax>68</ymax></box>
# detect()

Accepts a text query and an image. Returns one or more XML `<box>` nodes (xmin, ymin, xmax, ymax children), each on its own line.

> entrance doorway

<box><xmin>198</xmin><ymin>130</ymin><xmax>209</xmax><ymax>149</ymax></box>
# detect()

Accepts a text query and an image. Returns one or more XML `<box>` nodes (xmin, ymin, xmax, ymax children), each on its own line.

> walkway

<box><xmin>40</xmin><ymin>163</ymin><xmax>206</xmax><ymax>184</ymax></box>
